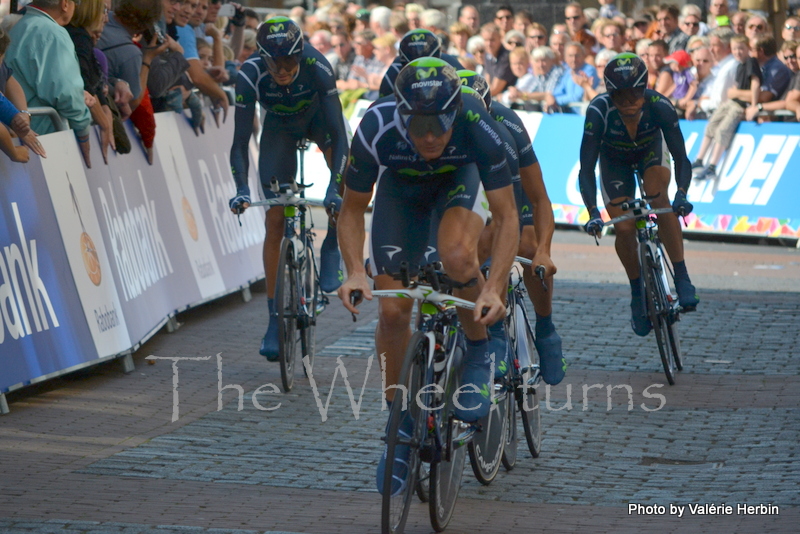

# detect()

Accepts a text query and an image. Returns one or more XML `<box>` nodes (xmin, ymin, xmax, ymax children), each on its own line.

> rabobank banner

<box><xmin>532</xmin><ymin>113</ymin><xmax>800</xmax><ymax>239</ymax></box>
<box><xmin>1</xmin><ymin>111</ymin><xmax>264</xmax><ymax>394</ymax></box>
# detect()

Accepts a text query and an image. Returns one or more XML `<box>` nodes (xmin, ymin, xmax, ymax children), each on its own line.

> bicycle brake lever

<box><xmin>349</xmin><ymin>290</ymin><xmax>363</xmax><ymax>322</ymax></box>
<box><xmin>535</xmin><ymin>265</ymin><xmax>548</xmax><ymax>292</ymax></box>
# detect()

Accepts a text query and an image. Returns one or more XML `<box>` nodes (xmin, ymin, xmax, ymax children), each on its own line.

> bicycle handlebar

<box><xmin>370</xmin><ymin>287</ymin><xmax>476</xmax><ymax>310</ymax></box>
<box><xmin>249</xmin><ymin>196</ymin><xmax>325</xmax><ymax>208</ymax></box>
<box><xmin>604</xmin><ymin>206</ymin><xmax>674</xmax><ymax>226</ymax></box>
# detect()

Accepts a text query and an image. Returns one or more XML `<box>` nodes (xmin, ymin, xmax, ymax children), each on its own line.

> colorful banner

<box><xmin>1</xmin><ymin>111</ymin><xmax>265</xmax><ymax>393</ymax></box>
<box><xmin>531</xmin><ymin>112</ymin><xmax>800</xmax><ymax>239</ymax></box>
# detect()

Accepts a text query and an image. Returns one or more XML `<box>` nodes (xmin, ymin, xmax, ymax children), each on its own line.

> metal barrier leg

<box><xmin>166</xmin><ymin>316</ymin><xmax>182</xmax><ymax>333</ymax></box>
<box><xmin>242</xmin><ymin>286</ymin><xmax>252</xmax><ymax>303</ymax></box>
<box><xmin>1</xmin><ymin>394</ymin><xmax>9</xmax><ymax>415</ymax></box>
<box><xmin>120</xmin><ymin>353</ymin><xmax>135</xmax><ymax>374</ymax></box>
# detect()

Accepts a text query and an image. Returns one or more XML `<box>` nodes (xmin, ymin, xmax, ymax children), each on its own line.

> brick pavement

<box><xmin>1</xmin><ymin>232</ymin><xmax>798</xmax><ymax>534</ymax></box>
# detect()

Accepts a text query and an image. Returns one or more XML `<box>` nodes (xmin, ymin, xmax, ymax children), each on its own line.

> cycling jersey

<box><xmin>378</xmin><ymin>53</ymin><xmax>464</xmax><ymax>98</ymax></box>
<box><xmin>347</xmin><ymin>95</ymin><xmax>514</xmax><ymax>276</ymax></box>
<box><xmin>229</xmin><ymin>46</ymin><xmax>348</xmax><ymax>196</ymax></box>
<box><xmin>578</xmin><ymin>89</ymin><xmax>691</xmax><ymax>210</ymax></box>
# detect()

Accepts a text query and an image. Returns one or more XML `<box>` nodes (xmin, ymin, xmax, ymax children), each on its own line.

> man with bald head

<box><xmin>458</xmin><ymin>4</ymin><xmax>480</xmax><ymax>35</ymax></box>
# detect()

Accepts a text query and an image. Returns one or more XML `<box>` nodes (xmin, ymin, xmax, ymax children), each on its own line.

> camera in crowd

<box><xmin>142</xmin><ymin>25</ymin><xmax>166</xmax><ymax>47</ymax></box>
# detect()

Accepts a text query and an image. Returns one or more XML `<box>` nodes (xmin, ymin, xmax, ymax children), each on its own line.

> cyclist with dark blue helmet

<box><xmin>579</xmin><ymin>53</ymin><xmax>699</xmax><ymax>337</ymax></box>
<box><xmin>337</xmin><ymin>58</ymin><xmax>519</xmax><ymax>496</ymax></box>
<box><xmin>378</xmin><ymin>29</ymin><xmax>463</xmax><ymax>98</ymax></box>
<box><xmin>228</xmin><ymin>17</ymin><xmax>349</xmax><ymax>360</ymax></box>
<box><xmin>459</xmin><ymin>70</ymin><xmax>566</xmax><ymax>386</ymax></box>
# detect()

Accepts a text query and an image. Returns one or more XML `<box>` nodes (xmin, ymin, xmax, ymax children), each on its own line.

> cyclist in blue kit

<box><xmin>458</xmin><ymin>70</ymin><xmax>565</xmax><ymax>386</ymax></box>
<box><xmin>337</xmin><ymin>58</ymin><xmax>519</xmax><ymax>495</ymax></box>
<box><xmin>378</xmin><ymin>29</ymin><xmax>463</xmax><ymax>98</ymax></box>
<box><xmin>579</xmin><ymin>53</ymin><xmax>699</xmax><ymax>337</ymax></box>
<box><xmin>228</xmin><ymin>17</ymin><xmax>349</xmax><ymax>360</ymax></box>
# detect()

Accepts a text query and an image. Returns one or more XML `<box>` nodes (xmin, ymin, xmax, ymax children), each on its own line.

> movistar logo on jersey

<box><xmin>585</xmin><ymin>122</ymin><xmax>593</xmax><ymax>130</ymax></box>
<box><xmin>466</xmin><ymin>110</ymin><xmax>480</xmax><ymax>123</ymax></box>
<box><xmin>398</xmin><ymin>164</ymin><xmax>457</xmax><ymax>177</ymax></box>
<box><xmin>415</xmin><ymin>67</ymin><xmax>437</xmax><ymax>80</ymax></box>
<box><xmin>521</xmin><ymin>205</ymin><xmax>530</xmax><ymax>213</ymax></box>
<box><xmin>651</xmin><ymin>95</ymin><xmax>660</xmax><ymax>103</ymax></box>
<box><xmin>447</xmin><ymin>184</ymin><xmax>466</xmax><ymax>199</ymax></box>
<box><xmin>236</xmin><ymin>94</ymin><xmax>243</xmax><ymax>102</ymax></box>
<box><xmin>494</xmin><ymin>115</ymin><xmax>504</xmax><ymax>123</ymax></box>
<box><xmin>306</xmin><ymin>57</ymin><xmax>316</xmax><ymax>65</ymax></box>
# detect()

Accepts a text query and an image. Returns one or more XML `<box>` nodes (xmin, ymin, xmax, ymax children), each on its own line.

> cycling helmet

<box><xmin>460</xmin><ymin>86</ymin><xmax>486</xmax><ymax>108</ymax></box>
<box><xmin>395</xmin><ymin>58</ymin><xmax>462</xmax><ymax>137</ymax></box>
<box><xmin>398</xmin><ymin>29</ymin><xmax>442</xmax><ymax>65</ymax></box>
<box><xmin>603</xmin><ymin>52</ymin><xmax>647</xmax><ymax>96</ymax></box>
<box><xmin>457</xmin><ymin>70</ymin><xmax>491</xmax><ymax>111</ymax></box>
<box><xmin>257</xmin><ymin>17</ymin><xmax>304</xmax><ymax>81</ymax></box>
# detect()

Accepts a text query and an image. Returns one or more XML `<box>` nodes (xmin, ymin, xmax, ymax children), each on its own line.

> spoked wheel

<box><xmin>381</xmin><ymin>332</ymin><xmax>427</xmax><ymax>534</ymax></box>
<box><xmin>276</xmin><ymin>239</ymin><xmax>299</xmax><ymax>392</ymax></box>
<box><xmin>513</xmin><ymin>300</ymin><xmax>541</xmax><ymax>458</ymax></box>
<box><xmin>429</xmin><ymin>344</ymin><xmax>468</xmax><ymax>532</ymax></box>
<box><xmin>501</xmin><ymin>383</ymin><xmax>518</xmax><ymax>470</ymax></box>
<box><xmin>300</xmin><ymin>243</ymin><xmax>319</xmax><ymax>378</ymax></box>
<box><xmin>468</xmin><ymin>385</ymin><xmax>508</xmax><ymax>485</ymax></box>
<box><xmin>642</xmin><ymin>246</ymin><xmax>677</xmax><ymax>385</ymax></box>
<box><xmin>415</xmin><ymin>462</ymin><xmax>430</xmax><ymax>503</ymax></box>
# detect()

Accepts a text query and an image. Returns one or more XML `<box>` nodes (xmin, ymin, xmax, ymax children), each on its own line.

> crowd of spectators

<box><xmin>1</xmin><ymin>0</ymin><xmax>799</xmax><ymax>166</ymax></box>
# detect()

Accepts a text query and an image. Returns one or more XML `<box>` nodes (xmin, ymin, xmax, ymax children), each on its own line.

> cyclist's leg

<box><xmin>515</xmin><ymin>183</ymin><xmax>566</xmax><ymax>384</ymax></box>
<box><xmin>371</xmin><ymin>171</ymin><xmax>435</xmax><ymax>492</ymax></box>
<box><xmin>308</xmin><ymin>113</ymin><xmax>344</xmax><ymax>292</ymax></box>
<box><xmin>642</xmin><ymin>140</ymin><xmax>698</xmax><ymax>308</ymax></box>
<box><xmin>370</xmin><ymin>171</ymin><xmax>436</xmax><ymax>402</ymax></box>
<box><xmin>434</xmin><ymin>164</ymin><xmax>494</xmax><ymax>421</ymax></box>
<box><xmin>600</xmin><ymin>155</ymin><xmax>650</xmax><ymax>336</ymax></box>
<box><xmin>258</xmin><ymin>119</ymin><xmax>297</xmax><ymax>358</ymax></box>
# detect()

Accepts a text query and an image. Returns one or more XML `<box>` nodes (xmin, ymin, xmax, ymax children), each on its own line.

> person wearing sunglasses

<box><xmin>782</xmin><ymin>17</ymin><xmax>800</xmax><ymax>43</ymax></box>
<box><xmin>581</xmin><ymin>53</ymin><xmax>699</xmax><ymax>337</ymax></box>
<box><xmin>494</xmin><ymin>5</ymin><xmax>515</xmax><ymax>37</ymax></box>
<box><xmin>564</xmin><ymin>2</ymin><xmax>588</xmax><ymax>41</ymax></box>
<box><xmin>741</xmin><ymin>39</ymin><xmax>800</xmax><ymax>123</ymax></box>
<box><xmin>229</xmin><ymin>17</ymin><xmax>350</xmax><ymax>360</ymax></box>
<box><xmin>744</xmin><ymin>14</ymin><xmax>768</xmax><ymax>43</ymax></box>
<box><xmin>785</xmin><ymin>44</ymin><xmax>800</xmax><ymax>121</ymax></box>
<box><xmin>338</xmin><ymin>59</ymin><xmax>519</xmax><ymax>494</ymax></box>
<box><xmin>656</xmin><ymin>4</ymin><xmax>687</xmax><ymax>54</ymax></box>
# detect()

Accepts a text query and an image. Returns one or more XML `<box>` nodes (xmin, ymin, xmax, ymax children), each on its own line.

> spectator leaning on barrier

<box><xmin>676</xmin><ymin>46</ymin><xmax>715</xmax><ymax>116</ymax></box>
<box><xmin>0</xmin><ymin>29</ymin><xmax>41</xmax><ymax>163</ymax></box>
<box><xmin>743</xmin><ymin>37</ymin><xmax>795</xmax><ymax>122</ymax></box>
<box><xmin>67</xmin><ymin>0</ymin><xmax>115</xmax><ymax>164</ymax></box>
<box><xmin>504</xmin><ymin>45</ymin><xmax>564</xmax><ymax>112</ymax></box>
<box><xmin>7</xmin><ymin>0</ymin><xmax>93</xmax><ymax>164</ymax></box>
<box><xmin>657</xmin><ymin>4</ymin><xmax>688</xmax><ymax>54</ymax></box>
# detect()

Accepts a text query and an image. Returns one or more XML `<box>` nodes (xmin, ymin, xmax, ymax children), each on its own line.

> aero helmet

<box><xmin>603</xmin><ymin>52</ymin><xmax>647</xmax><ymax>96</ymax></box>
<box><xmin>257</xmin><ymin>17</ymin><xmax>304</xmax><ymax>81</ymax></box>
<box><xmin>457</xmin><ymin>70</ymin><xmax>491</xmax><ymax>111</ymax></box>
<box><xmin>394</xmin><ymin>58</ymin><xmax>462</xmax><ymax>137</ymax></box>
<box><xmin>398</xmin><ymin>29</ymin><xmax>442</xmax><ymax>64</ymax></box>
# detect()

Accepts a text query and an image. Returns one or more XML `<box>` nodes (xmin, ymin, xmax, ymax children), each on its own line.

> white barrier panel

<box><xmin>1</xmin><ymin>111</ymin><xmax>265</xmax><ymax>394</ymax></box>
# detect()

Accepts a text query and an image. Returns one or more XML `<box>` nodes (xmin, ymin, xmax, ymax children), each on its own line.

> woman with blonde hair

<box><xmin>67</xmin><ymin>0</ymin><xmax>115</xmax><ymax>163</ymax></box>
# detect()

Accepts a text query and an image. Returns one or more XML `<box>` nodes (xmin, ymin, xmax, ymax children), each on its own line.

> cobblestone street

<box><xmin>1</xmin><ymin>231</ymin><xmax>798</xmax><ymax>533</ymax></box>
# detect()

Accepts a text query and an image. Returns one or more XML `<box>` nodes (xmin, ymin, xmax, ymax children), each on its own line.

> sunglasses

<box><xmin>507</xmin><ymin>40</ymin><xmax>523</xmax><ymax>46</ymax></box>
<box><xmin>683</xmin><ymin>22</ymin><xmax>700</xmax><ymax>27</ymax></box>
<box><xmin>496</xmin><ymin>15</ymin><xmax>512</xmax><ymax>20</ymax></box>
<box><xmin>785</xmin><ymin>25</ymin><xmax>800</xmax><ymax>31</ymax></box>
<box><xmin>784</xmin><ymin>54</ymin><xmax>798</xmax><ymax>60</ymax></box>
<box><xmin>528</xmin><ymin>34</ymin><xmax>546</xmax><ymax>40</ymax></box>
<box><xmin>565</xmin><ymin>16</ymin><xmax>581</xmax><ymax>21</ymax></box>
<box><xmin>748</xmin><ymin>24</ymin><xmax>764</xmax><ymax>30</ymax></box>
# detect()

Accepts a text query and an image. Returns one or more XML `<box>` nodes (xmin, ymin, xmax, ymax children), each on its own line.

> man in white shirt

<box><xmin>688</xmin><ymin>27</ymin><xmax>737</xmax><ymax>119</ymax></box>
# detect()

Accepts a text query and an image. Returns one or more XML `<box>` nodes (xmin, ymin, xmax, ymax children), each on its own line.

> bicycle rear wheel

<box><xmin>429</xmin><ymin>343</ymin><xmax>468</xmax><ymax>532</ymax></box>
<box><xmin>468</xmin><ymin>385</ymin><xmax>507</xmax><ymax>485</ymax></box>
<box><xmin>300</xmin><ymin>242</ymin><xmax>319</xmax><ymax>378</ymax></box>
<box><xmin>501</xmin><ymin>385</ymin><xmax>517</xmax><ymax>470</ymax></box>
<box><xmin>513</xmin><ymin>299</ymin><xmax>542</xmax><ymax>458</ymax></box>
<box><xmin>276</xmin><ymin>239</ymin><xmax>299</xmax><ymax>392</ymax></box>
<box><xmin>642</xmin><ymin>245</ymin><xmax>677</xmax><ymax>385</ymax></box>
<box><xmin>381</xmin><ymin>331</ymin><xmax>427</xmax><ymax>534</ymax></box>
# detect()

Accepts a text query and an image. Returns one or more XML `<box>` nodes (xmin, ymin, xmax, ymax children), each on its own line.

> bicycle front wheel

<box><xmin>381</xmin><ymin>331</ymin><xmax>427</xmax><ymax>534</ymax></box>
<box><xmin>512</xmin><ymin>298</ymin><xmax>541</xmax><ymax>458</ymax></box>
<box><xmin>429</xmin><ymin>343</ymin><xmax>468</xmax><ymax>532</ymax></box>
<box><xmin>300</xmin><ymin>242</ymin><xmax>319</xmax><ymax>378</ymax></box>
<box><xmin>276</xmin><ymin>239</ymin><xmax>299</xmax><ymax>392</ymax></box>
<box><xmin>642</xmin><ymin>245</ymin><xmax>677</xmax><ymax>385</ymax></box>
<box><xmin>501</xmin><ymin>385</ymin><xmax>518</xmax><ymax>471</ymax></box>
<box><xmin>468</xmin><ymin>385</ymin><xmax>508</xmax><ymax>485</ymax></box>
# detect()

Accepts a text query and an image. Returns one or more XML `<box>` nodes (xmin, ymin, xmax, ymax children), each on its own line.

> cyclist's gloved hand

<box><xmin>324</xmin><ymin>186</ymin><xmax>342</xmax><ymax>214</ymax></box>
<box><xmin>229</xmin><ymin>186</ymin><xmax>251</xmax><ymax>214</ymax></box>
<box><xmin>672</xmin><ymin>190</ymin><xmax>693</xmax><ymax>216</ymax></box>
<box><xmin>584</xmin><ymin>208</ymin><xmax>604</xmax><ymax>236</ymax></box>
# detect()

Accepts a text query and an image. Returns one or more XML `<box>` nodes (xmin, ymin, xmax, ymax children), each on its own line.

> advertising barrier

<box><xmin>1</xmin><ymin>112</ymin><xmax>265</xmax><ymax>395</ymax></box>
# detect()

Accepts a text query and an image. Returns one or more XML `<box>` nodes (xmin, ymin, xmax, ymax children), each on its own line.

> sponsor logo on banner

<box><xmin>38</xmin><ymin>131</ymin><xmax>131</xmax><ymax>357</ymax></box>
<box><xmin>0</xmin><ymin>203</ymin><xmax>60</xmax><ymax>344</ymax></box>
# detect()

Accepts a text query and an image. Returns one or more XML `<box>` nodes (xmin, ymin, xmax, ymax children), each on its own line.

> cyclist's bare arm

<box><xmin>520</xmin><ymin>162</ymin><xmax>557</xmax><ymax>276</ymax></box>
<box><xmin>479</xmin><ymin>184</ymin><xmax>519</xmax><ymax>324</ymax></box>
<box><xmin>337</xmin><ymin>187</ymin><xmax>373</xmax><ymax>313</ymax></box>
